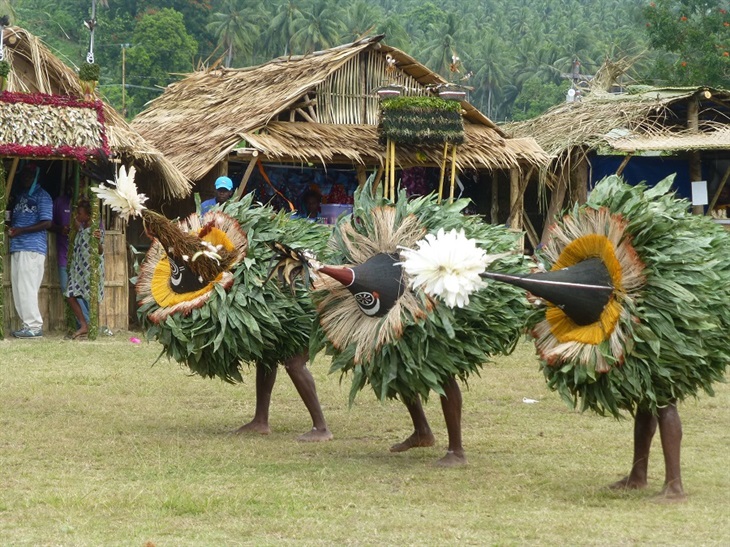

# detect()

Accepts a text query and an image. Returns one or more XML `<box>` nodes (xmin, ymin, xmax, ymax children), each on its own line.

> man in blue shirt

<box><xmin>8</xmin><ymin>164</ymin><xmax>53</xmax><ymax>338</ymax></box>
<box><xmin>201</xmin><ymin>176</ymin><xmax>233</xmax><ymax>214</ymax></box>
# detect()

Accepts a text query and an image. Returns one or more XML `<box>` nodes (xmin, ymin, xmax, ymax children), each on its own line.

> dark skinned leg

<box><xmin>233</xmin><ymin>364</ymin><xmax>277</xmax><ymax>435</ymax></box>
<box><xmin>67</xmin><ymin>296</ymin><xmax>88</xmax><ymax>338</ymax></box>
<box><xmin>657</xmin><ymin>402</ymin><xmax>685</xmax><ymax>500</ymax></box>
<box><xmin>609</xmin><ymin>408</ymin><xmax>657</xmax><ymax>490</ymax></box>
<box><xmin>390</xmin><ymin>395</ymin><xmax>435</xmax><ymax>452</ymax></box>
<box><xmin>435</xmin><ymin>376</ymin><xmax>467</xmax><ymax>467</ymax></box>
<box><xmin>283</xmin><ymin>352</ymin><xmax>333</xmax><ymax>442</ymax></box>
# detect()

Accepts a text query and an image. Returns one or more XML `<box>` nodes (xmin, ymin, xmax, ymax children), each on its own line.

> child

<box><xmin>65</xmin><ymin>199</ymin><xmax>104</xmax><ymax>339</ymax></box>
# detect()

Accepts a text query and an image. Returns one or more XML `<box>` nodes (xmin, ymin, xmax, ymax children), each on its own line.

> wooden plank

<box><xmin>708</xmin><ymin>166</ymin><xmax>730</xmax><ymax>213</ymax></box>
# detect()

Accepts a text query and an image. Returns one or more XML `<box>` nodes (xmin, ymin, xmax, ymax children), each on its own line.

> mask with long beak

<box><xmin>318</xmin><ymin>253</ymin><xmax>405</xmax><ymax>317</ymax></box>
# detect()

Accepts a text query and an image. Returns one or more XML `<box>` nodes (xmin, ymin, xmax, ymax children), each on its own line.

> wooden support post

<box><xmin>687</xmin><ymin>97</ymin><xmax>704</xmax><ymax>215</ymax></box>
<box><xmin>5</xmin><ymin>157</ymin><xmax>18</xmax><ymax>198</ymax></box>
<box><xmin>522</xmin><ymin>210</ymin><xmax>540</xmax><ymax>250</ymax></box>
<box><xmin>707</xmin><ymin>167</ymin><xmax>730</xmax><ymax>213</ymax></box>
<box><xmin>509</xmin><ymin>168</ymin><xmax>523</xmax><ymax>231</ymax></box>
<box><xmin>448</xmin><ymin>144</ymin><xmax>458</xmax><ymax>203</ymax></box>
<box><xmin>490</xmin><ymin>173</ymin><xmax>499</xmax><ymax>224</ymax></box>
<box><xmin>438</xmin><ymin>142</ymin><xmax>448</xmax><ymax>204</ymax></box>
<box><xmin>615</xmin><ymin>153</ymin><xmax>633</xmax><ymax>176</ymax></box>
<box><xmin>372</xmin><ymin>167</ymin><xmax>384</xmax><ymax>194</ymax></box>
<box><xmin>355</xmin><ymin>164</ymin><xmax>367</xmax><ymax>188</ymax></box>
<box><xmin>541</xmin><ymin>176</ymin><xmax>567</xmax><ymax>243</ymax></box>
<box><xmin>389</xmin><ymin>139</ymin><xmax>396</xmax><ymax>201</ymax></box>
<box><xmin>569</xmin><ymin>153</ymin><xmax>588</xmax><ymax>205</ymax></box>
<box><xmin>232</xmin><ymin>151</ymin><xmax>259</xmax><ymax>201</ymax></box>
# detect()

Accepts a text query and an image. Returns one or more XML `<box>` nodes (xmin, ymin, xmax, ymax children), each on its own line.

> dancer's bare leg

<box><xmin>284</xmin><ymin>352</ymin><xmax>333</xmax><ymax>442</ymax></box>
<box><xmin>657</xmin><ymin>403</ymin><xmax>685</xmax><ymax>500</ymax></box>
<box><xmin>609</xmin><ymin>408</ymin><xmax>657</xmax><ymax>489</ymax></box>
<box><xmin>435</xmin><ymin>376</ymin><xmax>467</xmax><ymax>467</ymax></box>
<box><xmin>390</xmin><ymin>396</ymin><xmax>435</xmax><ymax>452</ymax></box>
<box><xmin>234</xmin><ymin>363</ymin><xmax>276</xmax><ymax>435</ymax></box>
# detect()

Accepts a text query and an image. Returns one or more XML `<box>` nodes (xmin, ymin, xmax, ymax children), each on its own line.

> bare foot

<box><xmin>434</xmin><ymin>450</ymin><xmax>467</xmax><ymax>467</ymax></box>
<box><xmin>608</xmin><ymin>476</ymin><xmax>648</xmax><ymax>490</ymax></box>
<box><xmin>656</xmin><ymin>481</ymin><xmax>686</xmax><ymax>502</ymax></box>
<box><xmin>297</xmin><ymin>427</ymin><xmax>333</xmax><ymax>442</ymax></box>
<box><xmin>233</xmin><ymin>421</ymin><xmax>271</xmax><ymax>435</ymax></box>
<box><xmin>389</xmin><ymin>431</ymin><xmax>436</xmax><ymax>453</ymax></box>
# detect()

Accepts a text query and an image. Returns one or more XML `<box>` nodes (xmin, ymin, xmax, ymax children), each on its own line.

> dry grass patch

<box><xmin>1</xmin><ymin>335</ymin><xmax>728</xmax><ymax>546</ymax></box>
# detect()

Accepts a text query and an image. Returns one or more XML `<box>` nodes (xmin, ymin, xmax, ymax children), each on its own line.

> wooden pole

<box><xmin>490</xmin><ymin>173</ymin><xmax>499</xmax><ymax>224</ymax></box>
<box><xmin>509</xmin><ymin>168</ymin><xmax>522</xmax><ymax>231</ymax></box>
<box><xmin>687</xmin><ymin>97</ymin><xmax>704</xmax><ymax>215</ymax></box>
<box><xmin>231</xmin><ymin>151</ymin><xmax>259</xmax><ymax>201</ymax></box>
<box><xmin>569</xmin><ymin>153</ymin><xmax>588</xmax><ymax>205</ymax></box>
<box><xmin>4</xmin><ymin>157</ymin><xmax>18</xmax><ymax>198</ymax></box>
<box><xmin>438</xmin><ymin>142</ymin><xmax>448</xmax><ymax>204</ymax></box>
<box><xmin>541</xmin><ymin>175</ymin><xmax>567</xmax><ymax>243</ymax></box>
<box><xmin>615</xmin><ymin>153</ymin><xmax>633</xmax><ymax>177</ymax></box>
<box><xmin>509</xmin><ymin>168</ymin><xmax>524</xmax><ymax>250</ymax></box>
<box><xmin>448</xmin><ymin>144</ymin><xmax>458</xmax><ymax>203</ymax></box>
<box><xmin>707</xmin><ymin>166</ymin><xmax>730</xmax><ymax>214</ymax></box>
<box><xmin>355</xmin><ymin>164</ymin><xmax>367</xmax><ymax>188</ymax></box>
<box><xmin>389</xmin><ymin>139</ymin><xmax>396</xmax><ymax>201</ymax></box>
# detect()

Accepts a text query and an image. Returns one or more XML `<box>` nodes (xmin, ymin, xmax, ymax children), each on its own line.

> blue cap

<box><xmin>215</xmin><ymin>176</ymin><xmax>233</xmax><ymax>191</ymax></box>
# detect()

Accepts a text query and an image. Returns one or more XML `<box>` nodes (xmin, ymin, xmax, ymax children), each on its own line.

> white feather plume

<box><xmin>92</xmin><ymin>165</ymin><xmax>148</xmax><ymax>221</ymax></box>
<box><xmin>398</xmin><ymin>228</ymin><xmax>508</xmax><ymax>308</ymax></box>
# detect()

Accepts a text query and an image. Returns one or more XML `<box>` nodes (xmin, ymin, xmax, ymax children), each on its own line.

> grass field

<box><xmin>1</xmin><ymin>333</ymin><xmax>728</xmax><ymax>546</ymax></box>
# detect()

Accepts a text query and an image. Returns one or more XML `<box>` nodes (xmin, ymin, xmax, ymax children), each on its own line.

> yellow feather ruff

<box><xmin>150</xmin><ymin>257</ymin><xmax>225</xmax><ymax>307</ymax></box>
<box><xmin>546</xmin><ymin>234</ymin><xmax>623</xmax><ymax>345</ymax></box>
<box><xmin>533</xmin><ymin>208</ymin><xmax>646</xmax><ymax>372</ymax></box>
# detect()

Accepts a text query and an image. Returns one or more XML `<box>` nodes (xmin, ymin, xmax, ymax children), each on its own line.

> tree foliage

<box><xmin>644</xmin><ymin>0</ymin><xmax>730</xmax><ymax>87</ymax></box>
<box><xmin>6</xmin><ymin>0</ymin><xmax>728</xmax><ymax>121</ymax></box>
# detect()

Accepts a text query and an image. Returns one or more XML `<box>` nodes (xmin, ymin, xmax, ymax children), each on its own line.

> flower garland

<box><xmin>0</xmin><ymin>91</ymin><xmax>110</xmax><ymax>161</ymax></box>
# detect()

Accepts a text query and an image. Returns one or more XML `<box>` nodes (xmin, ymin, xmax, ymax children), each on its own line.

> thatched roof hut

<box><xmin>507</xmin><ymin>86</ymin><xmax>730</xmax><ymax>239</ymax></box>
<box><xmin>0</xmin><ymin>26</ymin><xmax>191</xmax><ymax>199</ymax></box>
<box><xmin>132</xmin><ymin>35</ymin><xmax>546</xmax><ymax>236</ymax></box>
<box><xmin>0</xmin><ymin>26</ymin><xmax>191</xmax><ymax>335</ymax></box>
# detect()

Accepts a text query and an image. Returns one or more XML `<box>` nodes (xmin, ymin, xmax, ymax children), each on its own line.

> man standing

<box><xmin>201</xmin><ymin>176</ymin><xmax>233</xmax><ymax>214</ymax></box>
<box><xmin>7</xmin><ymin>164</ymin><xmax>53</xmax><ymax>338</ymax></box>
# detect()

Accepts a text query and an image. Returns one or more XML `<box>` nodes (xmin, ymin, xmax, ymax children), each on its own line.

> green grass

<box><xmin>1</xmin><ymin>335</ymin><xmax>728</xmax><ymax>546</ymax></box>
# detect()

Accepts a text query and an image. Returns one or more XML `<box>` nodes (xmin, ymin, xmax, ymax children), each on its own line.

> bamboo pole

<box><xmin>389</xmin><ymin>139</ymin><xmax>396</xmax><ymax>201</ymax></box>
<box><xmin>438</xmin><ymin>142</ymin><xmax>449</xmax><ymax>203</ymax></box>
<box><xmin>490</xmin><ymin>173</ymin><xmax>499</xmax><ymax>224</ymax></box>
<box><xmin>448</xmin><ymin>144</ymin><xmax>458</xmax><ymax>204</ymax></box>
<box><xmin>615</xmin><ymin>153</ymin><xmax>633</xmax><ymax>176</ymax></box>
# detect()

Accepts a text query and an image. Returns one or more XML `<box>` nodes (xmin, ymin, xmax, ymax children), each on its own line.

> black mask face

<box><xmin>347</xmin><ymin>253</ymin><xmax>406</xmax><ymax>317</ymax></box>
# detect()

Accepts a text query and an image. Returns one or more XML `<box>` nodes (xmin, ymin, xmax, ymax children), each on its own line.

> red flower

<box><xmin>681</xmin><ymin>61</ymin><xmax>687</xmax><ymax>67</ymax></box>
<box><xmin>724</xmin><ymin>52</ymin><xmax>730</xmax><ymax>57</ymax></box>
<box><xmin>720</xmin><ymin>9</ymin><xmax>727</xmax><ymax>14</ymax></box>
<box><xmin>680</xmin><ymin>15</ymin><xmax>687</xmax><ymax>21</ymax></box>
<box><xmin>724</xmin><ymin>22</ymin><xmax>730</xmax><ymax>26</ymax></box>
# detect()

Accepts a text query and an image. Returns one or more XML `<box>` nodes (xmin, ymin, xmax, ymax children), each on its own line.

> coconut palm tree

<box><xmin>206</xmin><ymin>0</ymin><xmax>263</xmax><ymax>67</ymax></box>
<box><xmin>266</xmin><ymin>0</ymin><xmax>305</xmax><ymax>57</ymax></box>
<box><xmin>290</xmin><ymin>0</ymin><xmax>346</xmax><ymax>54</ymax></box>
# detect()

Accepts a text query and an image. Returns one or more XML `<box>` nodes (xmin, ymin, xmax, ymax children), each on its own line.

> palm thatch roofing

<box><xmin>506</xmin><ymin>86</ymin><xmax>730</xmax><ymax>161</ymax></box>
<box><xmin>1</xmin><ymin>26</ymin><xmax>191</xmax><ymax>199</ymax></box>
<box><xmin>132</xmin><ymin>35</ymin><xmax>547</xmax><ymax>181</ymax></box>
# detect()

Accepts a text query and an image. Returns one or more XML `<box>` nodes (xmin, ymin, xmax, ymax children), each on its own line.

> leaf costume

<box><xmin>311</xmin><ymin>186</ymin><xmax>530</xmax><ymax>404</ymax></box>
<box><xmin>138</xmin><ymin>194</ymin><xmax>331</xmax><ymax>383</ymax></box>
<box><xmin>535</xmin><ymin>175</ymin><xmax>730</xmax><ymax>417</ymax></box>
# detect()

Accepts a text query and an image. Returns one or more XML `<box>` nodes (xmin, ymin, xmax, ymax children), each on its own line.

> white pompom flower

<box><xmin>92</xmin><ymin>165</ymin><xmax>148</xmax><ymax>221</ymax></box>
<box><xmin>398</xmin><ymin>228</ymin><xmax>489</xmax><ymax>308</ymax></box>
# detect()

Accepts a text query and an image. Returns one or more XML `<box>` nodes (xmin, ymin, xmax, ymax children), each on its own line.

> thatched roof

<box><xmin>236</xmin><ymin>121</ymin><xmax>545</xmax><ymax>171</ymax></box>
<box><xmin>506</xmin><ymin>86</ymin><xmax>730</xmax><ymax>160</ymax></box>
<box><xmin>132</xmin><ymin>35</ymin><xmax>546</xmax><ymax>180</ymax></box>
<box><xmin>1</xmin><ymin>26</ymin><xmax>191</xmax><ymax>198</ymax></box>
